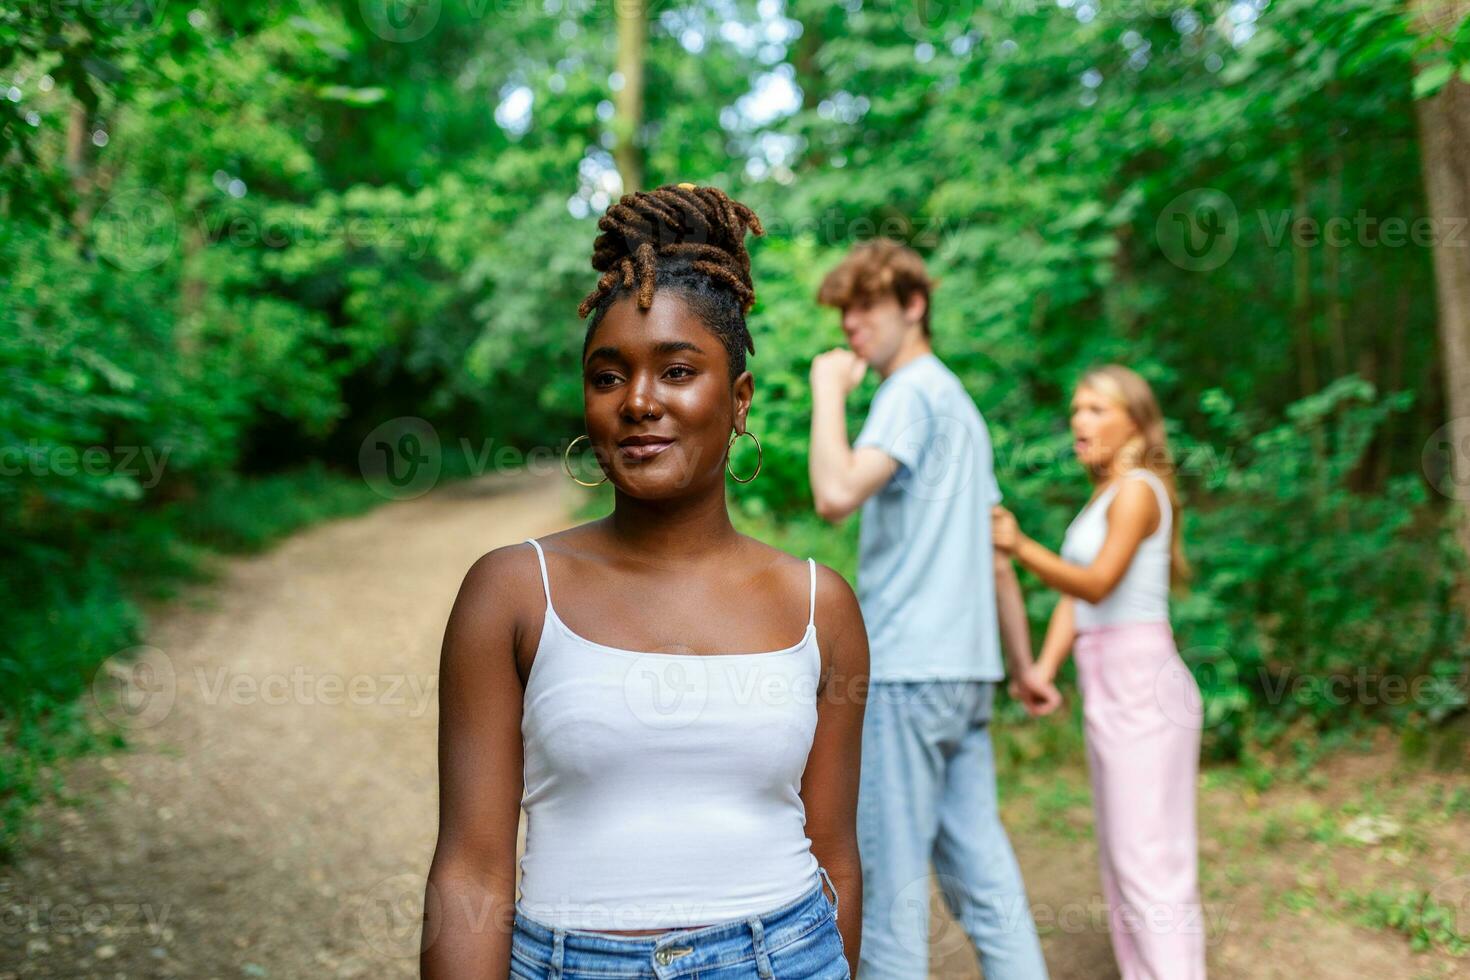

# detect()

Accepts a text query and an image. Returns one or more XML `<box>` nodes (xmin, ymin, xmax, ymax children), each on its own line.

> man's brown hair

<box><xmin>816</xmin><ymin>238</ymin><xmax>935</xmax><ymax>337</ymax></box>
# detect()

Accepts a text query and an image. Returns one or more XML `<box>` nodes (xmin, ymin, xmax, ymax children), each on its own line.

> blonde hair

<box><xmin>1077</xmin><ymin>365</ymin><xmax>1191</xmax><ymax>586</ymax></box>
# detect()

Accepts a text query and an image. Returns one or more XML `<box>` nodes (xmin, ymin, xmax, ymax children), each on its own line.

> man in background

<box><xmin>808</xmin><ymin>239</ymin><xmax>1054</xmax><ymax>980</ymax></box>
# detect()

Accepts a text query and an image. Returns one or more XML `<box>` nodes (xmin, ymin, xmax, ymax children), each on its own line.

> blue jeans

<box><xmin>857</xmin><ymin>681</ymin><xmax>1048</xmax><ymax>979</ymax></box>
<box><xmin>510</xmin><ymin>866</ymin><xmax>850</xmax><ymax>978</ymax></box>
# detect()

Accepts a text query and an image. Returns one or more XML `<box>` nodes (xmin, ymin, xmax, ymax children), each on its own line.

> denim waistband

<box><xmin>511</xmin><ymin>866</ymin><xmax>837</xmax><ymax>978</ymax></box>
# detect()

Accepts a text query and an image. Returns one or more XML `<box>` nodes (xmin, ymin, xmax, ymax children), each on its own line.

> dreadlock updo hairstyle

<box><xmin>579</xmin><ymin>183</ymin><xmax>765</xmax><ymax>381</ymax></box>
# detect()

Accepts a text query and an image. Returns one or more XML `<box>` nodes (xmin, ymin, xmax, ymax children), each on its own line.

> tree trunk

<box><xmin>177</xmin><ymin>165</ymin><xmax>204</xmax><ymax>355</ymax></box>
<box><xmin>793</xmin><ymin>6</ymin><xmax>827</xmax><ymax>168</ymax></box>
<box><xmin>613</xmin><ymin>0</ymin><xmax>647</xmax><ymax>193</ymax></box>
<box><xmin>1325</xmin><ymin>135</ymin><xmax>1348</xmax><ymax>380</ymax></box>
<box><xmin>1411</xmin><ymin>0</ymin><xmax>1470</xmax><ymax>615</ymax></box>
<box><xmin>65</xmin><ymin>102</ymin><xmax>93</xmax><ymax>238</ymax></box>
<box><xmin>793</xmin><ymin>6</ymin><xmax>824</xmax><ymax>111</ymax></box>
<box><xmin>1290</xmin><ymin>152</ymin><xmax>1320</xmax><ymax>397</ymax></box>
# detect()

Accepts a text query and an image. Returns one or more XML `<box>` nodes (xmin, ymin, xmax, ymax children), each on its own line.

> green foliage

<box><xmin>1350</xmin><ymin>888</ymin><xmax>1470</xmax><ymax>956</ymax></box>
<box><xmin>1173</xmin><ymin>379</ymin><xmax>1466</xmax><ymax>754</ymax></box>
<box><xmin>2</xmin><ymin>0</ymin><xmax>1468</xmax><ymax>847</ymax></box>
<box><xmin>0</xmin><ymin>465</ymin><xmax>378</xmax><ymax>855</ymax></box>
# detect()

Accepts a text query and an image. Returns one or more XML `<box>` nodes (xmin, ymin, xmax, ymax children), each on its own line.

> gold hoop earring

<box><xmin>564</xmin><ymin>434</ymin><xmax>609</xmax><ymax>487</ymax></box>
<box><xmin>727</xmin><ymin>430</ymin><xmax>762</xmax><ymax>484</ymax></box>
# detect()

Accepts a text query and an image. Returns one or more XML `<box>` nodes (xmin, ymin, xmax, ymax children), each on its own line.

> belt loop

<box><xmin>549</xmin><ymin>928</ymin><xmax>566</xmax><ymax>979</ymax></box>
<box><xmin>748</xmin><ymin>915</ymin><xmax>774</xmax><ymax>978</ymax></box>
<box><xmin>818</xmin><ymin>865</ymin><xmax>839</xmax><ymax>919</ymax></box>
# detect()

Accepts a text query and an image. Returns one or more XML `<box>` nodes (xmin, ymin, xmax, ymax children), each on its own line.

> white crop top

<box><xmin>1059</xmin><ymin>469</ymin><xmax>1173</xmax><ymax>631</ymax></box>
<box><xmin>516</xmin><ymin>538</ymin><xmax>823</xmax><ymax>930</ymax></box>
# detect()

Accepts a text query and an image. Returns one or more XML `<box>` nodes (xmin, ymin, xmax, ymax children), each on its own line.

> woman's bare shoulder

<box><xmin>811</xmin><ymin>562</ymin><xmax>863</xmax><ymax>634</ymax></box>
<box><xmin>736</xmin><ymin>534</ymin><xmax>817</xmax><ymax>584</ymax></box>
<box><xmin>453</xmin><ymin>520</ymin><xmax>612</xmax><ymax>618</ymax></box>
<box><xmin>735</xmin><ymin>535</ymin><xmax>863</xmax><ymax>632</ymax></box>
<box><xmin>452</xmin><ymin>539</ymin><xmax>546</xmax><ymax>625</ymax></box>
<box><xmin>470</xmin><ymin>518</ymin><xmax>606</xmax><ymax>574</ymax></box>
<box><xmin>519</xmin><ymin>520</ymin><xmax>609</xmax><ymax>561</ymax></box>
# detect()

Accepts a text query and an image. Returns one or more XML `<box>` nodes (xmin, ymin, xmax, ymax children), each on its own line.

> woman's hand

<box><xmin>991</xmin><ymin>505</ymin><xmax>1024</xmax><ymax>555</ymax></box>
<box><xmin>1008</xmin><ymin>663</ymin><xmax>1063</xmax><ymax>718</ymax></box>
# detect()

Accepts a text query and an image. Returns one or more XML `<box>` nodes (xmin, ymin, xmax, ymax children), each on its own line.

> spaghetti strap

<box><xmin>806</xmin><ymin>557</ymin><xmax>817</xmax><ymax>629</ymax></box>
<box><xmin>1122</xmin><ymin>470</ymin><xmax>1172</xmax><ymax>535</ymax></box>
<box><xmin>525</xmin><ymin>538</ymin><xmax>552</xmax><ymax>608</ymax></box>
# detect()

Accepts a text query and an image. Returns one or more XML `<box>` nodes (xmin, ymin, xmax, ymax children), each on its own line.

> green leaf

<box><xmin>317</xmin><ymin>85</ymin><xmax>388</xmax><ymax>106</ymax></box>
<box><xmin>1413</xmin><ymin>61</ymin><xmax>1454</xmax><ymax>98</ymax></box>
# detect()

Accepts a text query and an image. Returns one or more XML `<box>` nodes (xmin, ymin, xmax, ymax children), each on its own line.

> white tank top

<box><xmin>1060</xmin><ymin>469</ymin><xmax>1172</xmax><ymax>631</ymax></box>
<box><xmin>516</xmin><ymin>537</ymin><xmax>823</xmax><ymax>930</ymax></box>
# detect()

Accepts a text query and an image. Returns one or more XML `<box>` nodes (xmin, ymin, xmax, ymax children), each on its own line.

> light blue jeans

<box><xmin>857</xmin><ymin>680</ymin><xmax>1049</xmax><ymax>979</ymax></box>
<box><xmin>511</xmin><ymin>866</ymin><xmax>849</xmax><ymax>978</ymax></box>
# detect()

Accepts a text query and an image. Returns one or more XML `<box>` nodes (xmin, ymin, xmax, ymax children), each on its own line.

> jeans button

<box><xmin>655</xmin><ymin>945</ymin><xmax>692</xmax><ymax>966</ymax></box>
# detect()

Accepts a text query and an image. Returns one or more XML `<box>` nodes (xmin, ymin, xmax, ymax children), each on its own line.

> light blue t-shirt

<box><xmin>852</xmin><ymin>352</ymin><xmax>1005</xmax><ymax>682</ymax></box>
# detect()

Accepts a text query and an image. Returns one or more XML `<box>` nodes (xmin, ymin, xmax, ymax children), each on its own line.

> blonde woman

<box><xmin>991</xmin><ymin>365</ymin><xmax>1205</xmax><ymax>980</ymax></box>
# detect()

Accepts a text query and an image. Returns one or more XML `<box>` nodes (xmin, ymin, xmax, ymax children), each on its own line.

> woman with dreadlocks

<box><xmin>422</xmin><ymin>184</ymin><xmax>868</xmax><ymax>980</ymax></box>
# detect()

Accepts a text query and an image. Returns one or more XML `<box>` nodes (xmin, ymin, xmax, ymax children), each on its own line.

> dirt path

<box><xmin>2</xmin><ymin>470</ymin><xmax>1458</xmax><ymax>979</ymax></box>
<box><xmin>3</xmin><ymin>471</ymin><xmax>572</xmax><ymax>979</ymax></box>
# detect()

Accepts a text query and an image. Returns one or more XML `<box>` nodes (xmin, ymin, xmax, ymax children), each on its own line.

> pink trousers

<box><xmin>1074</xmin><ymin>621</ymin><xmax>1206</xmax><ymax>980</ymax></box>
